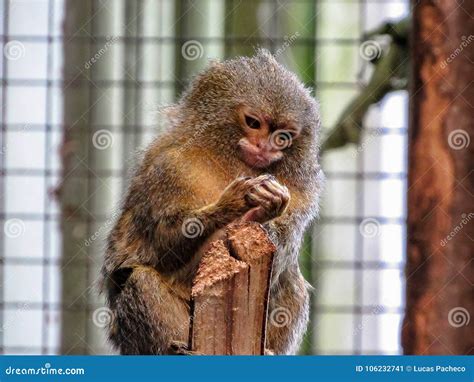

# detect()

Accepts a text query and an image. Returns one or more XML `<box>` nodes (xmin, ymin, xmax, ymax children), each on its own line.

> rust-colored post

<box><xmin>403</xmin><ymin>0</ymin><xmax>474</xmax><ymax>355</ymax></box>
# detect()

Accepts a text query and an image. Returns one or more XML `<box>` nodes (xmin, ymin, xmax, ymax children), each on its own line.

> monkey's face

<box><xmin>236</xmin><ymin>105</ymin><xmax>301</xmax><ymax>169</ymax></box>
<box><xmin>179</xmin><ymin>50</ymin><xmax>320</xmax><ymax>169</ymax></box>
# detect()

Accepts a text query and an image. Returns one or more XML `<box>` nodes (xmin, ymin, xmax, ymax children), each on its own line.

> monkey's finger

<box><xmin>250</xmin><ymin>176</ymin><xmax>284</xmax><ymax>197</ymax></box>
<box><xmin>224</xmin><ymin>176</ymin><xmax>255</xmax><ymax>198</ymax></box>
<box><xmin>251</xmin><ymin>174</ymin><xmax>275</xmax><ymax>185</ymax></box>
<box><xmin>251</xmin><ymin>183</ymin><xmax>279</xmax><ymax>201</ymax></box>
<box><xmin>248</xmin><ymin>185</ymin><xmax>283</xmax><ymax>213</ymax></box>
<box><xmin>232</xmin><ymin>176</ymin><xmax>253</xmax><ymax>188</ymax></box>
<box><xmin>253</xmin><ymin>175</ymin><xmax>285</xmax><ymax>192</ymax></box>
<box><xmin>245</xmin><ymin>189</ymin><xmax>275</xmax><ymax>211</ymax></box>
<box><xmin>245</xmin><ymin>189</ymin><xmax>271</xmax><ymax>207</ymax></box>
<box><xmin>259</xmin><ymin>181</ymin><xmax>290</xmax><ymax>213</ymax></box>
<box><xmin>168</xmin><ymin>341</ymin><xmax>201</xmax><ymax>355</ymax></box>
<box><xmin>260</xmin><ymin>179</ymin><xmax>289</xmax><ymax>198</ymax></box>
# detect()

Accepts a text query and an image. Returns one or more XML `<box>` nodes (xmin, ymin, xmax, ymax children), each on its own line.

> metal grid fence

<box><xmin>0</xmin><ymin>0</ymin><xmax>408</xmax><ymax>355</ymax></box>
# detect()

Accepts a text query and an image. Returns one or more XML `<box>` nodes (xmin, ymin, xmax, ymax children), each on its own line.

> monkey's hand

<box><xmin>168</xmin><ymin>341</ymin><xmax>203</xmax><ymax>355</ymax></box>
<box><xmin>243</xmin><ymin>175</ymin><xmax>290</xmax><ymax>223</ymax></box>
<box><xmin>212</xmin><ymin>175</ymin><xmax>289</xmax><ymax>224</ymax></box>
<box><xmin>213</xmin><ymin>176</ymin><xmax>257</xmax><ymax>222</ymax></box>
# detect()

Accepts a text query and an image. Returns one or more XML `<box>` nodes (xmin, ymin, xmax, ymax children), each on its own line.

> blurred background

<box><xmin>0</xmin><ymin>0</ymin><xmax>410</xmax><ymax>355</ymax></box>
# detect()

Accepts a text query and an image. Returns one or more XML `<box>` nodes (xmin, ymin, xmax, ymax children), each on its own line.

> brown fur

<box><xmin>101</xmin><ymin>50</ymin><xmax>323</xmax><ymax>355</ymax></box>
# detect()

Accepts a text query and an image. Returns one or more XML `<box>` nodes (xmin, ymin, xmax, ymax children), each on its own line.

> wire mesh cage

<box><xmin>0</xmin><ymin>0</ymin><xmax>409</xmax><ymax>355</ymax></box>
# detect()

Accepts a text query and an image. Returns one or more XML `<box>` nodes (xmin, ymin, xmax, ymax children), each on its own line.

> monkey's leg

<box><xmin>110</xmin><ymin>266</ymin><xmax>191</xmax><ymax>355</ymax></box>
<box><xmin>266</xmin><ymin>269</ymin><xmax>310</xmax><ymax>355</ymax></box>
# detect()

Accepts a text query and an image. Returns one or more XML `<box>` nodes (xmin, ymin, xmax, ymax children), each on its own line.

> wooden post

<box><xmin>403</xmin><ymin>0</ymin><xmax>474</xmax><ymax>355</ymax></box>
<box><xmin>190</xmin><ymin>222</ymin><xmax>275</xmax><ymax>355</ymax></box>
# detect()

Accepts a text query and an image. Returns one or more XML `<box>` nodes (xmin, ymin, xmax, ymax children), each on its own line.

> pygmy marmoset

<box><xmin>101</xmin><ymin>49</ymin><xmax>324</xmax><ymax>355</ymax></box>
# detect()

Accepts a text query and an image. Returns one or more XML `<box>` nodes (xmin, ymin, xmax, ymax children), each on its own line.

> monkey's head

<box><xmin>176</xmin><ymin>49</ymin><xmax>320</xmax><ymax>171</ymax></box>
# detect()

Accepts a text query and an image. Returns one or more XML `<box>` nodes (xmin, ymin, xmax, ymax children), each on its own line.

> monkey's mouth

<box><xmin>238</xmin><ymin>140</ymin><xmax>283</xmax><ymax>169</ymax></box>
<box><xmin>244</xmin><ymin>153</ymin><xmax>273</xmax><ymax>168</ymax></box>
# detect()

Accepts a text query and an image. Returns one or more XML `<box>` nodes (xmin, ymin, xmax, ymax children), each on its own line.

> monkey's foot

<box><xmin>264</xmin><ymin>348</ymin><xmax>275</xmax><ymax>355</ymax></box>
<box><xmin>168</xmin><ymin>341</ymin><xmax>200</xmax><ymax>355</ymax></box>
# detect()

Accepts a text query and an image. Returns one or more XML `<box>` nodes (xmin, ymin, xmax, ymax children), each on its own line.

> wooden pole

<box><xmin>403</xmin><ymin>0</ymin><xmax>474</xmax><ymax>355</ymax></box>
<box><xmin>190</xmin><ymin>222</ymin><xmax>275</xmax><ymax>355</ymax></box>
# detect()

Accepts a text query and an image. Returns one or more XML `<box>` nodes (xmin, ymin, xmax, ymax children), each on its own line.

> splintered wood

<box><xmin>190</xmin><ymin>222</ymin><xmax>275</xmax><ymax>355</ymax></box>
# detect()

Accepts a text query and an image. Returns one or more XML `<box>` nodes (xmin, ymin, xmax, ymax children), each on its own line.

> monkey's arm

<box><xmin>144</xmin><ymin>204</ymin><xmax>240</xmax><ymax>273</ymax></box>
<box><xmin>128</xmin><ymin>175</ymin><xmax>254</xmax><ymax>274</ymax></box>
<box><xmin>107</xmin><ymin>166</ymin><xmax>291</xmax><ymax>286</ymax></box>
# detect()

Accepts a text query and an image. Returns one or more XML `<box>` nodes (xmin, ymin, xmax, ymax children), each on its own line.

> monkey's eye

<box><xmin>245</xmin><ymin>115</ymin><xmax>261</xmax><ymax>129</ymax></box>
